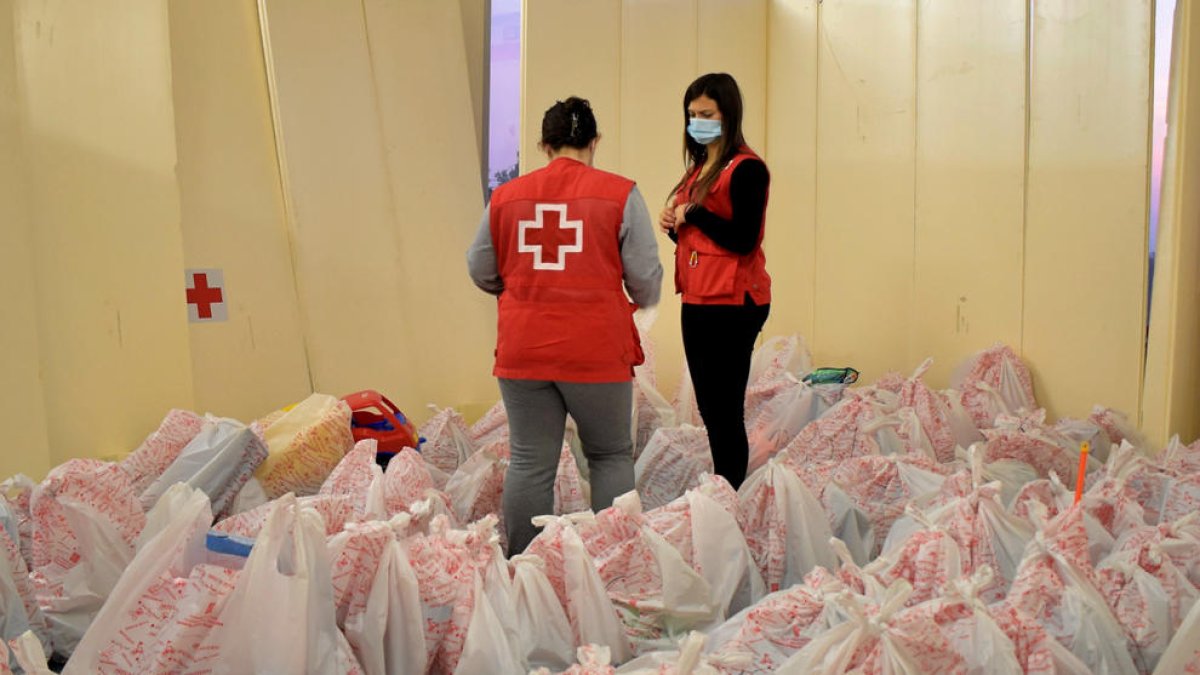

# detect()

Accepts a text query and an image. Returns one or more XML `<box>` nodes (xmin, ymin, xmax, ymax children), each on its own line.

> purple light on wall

<box><xmin>1150</xmin><ymin>0</ymin><xmax>1177</xmax><ymax>255</ymax></box>
<box><xmin>489</xmin><ymin>0</ymin><xmax>521</xmax><ymax>190</ymax></box>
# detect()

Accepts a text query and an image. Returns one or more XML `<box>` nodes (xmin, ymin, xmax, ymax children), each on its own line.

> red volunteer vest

<box><xmin>488</xmin><ymin>157</ymin><xmax>644</xmax><ymax>382</ymax></box>
<box><xmin>673</xmin><ymin>147</ymin><xmax>771</xmax><ymax>306</ymax></box>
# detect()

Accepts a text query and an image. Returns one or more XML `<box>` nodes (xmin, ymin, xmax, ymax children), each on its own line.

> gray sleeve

<box><xmin>466</xmin><ymin>206</ymin><xmax>504</xmax><ymax>295</ymax></box>
<box><xmin>619</xmin><ymin>186</ymin><xmax>663</xmax><ymax>308</ymax></box>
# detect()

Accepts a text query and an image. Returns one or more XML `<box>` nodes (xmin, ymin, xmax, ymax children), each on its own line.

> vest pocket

<box><xmin>683</xmin><ymin>249</ymin><xmax>737</xmax><ymax>298</ymax></box>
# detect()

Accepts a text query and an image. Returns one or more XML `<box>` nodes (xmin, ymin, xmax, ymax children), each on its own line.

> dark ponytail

<box><xmin>540</xmin><ymin>97</ymin><xmax>598</xmax><ymax>151</ymax></box>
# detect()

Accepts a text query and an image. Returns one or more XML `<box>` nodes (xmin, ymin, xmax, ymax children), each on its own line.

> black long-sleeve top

<box><xmin>669</xmin><ymin>159</ymin><xmax>769</xmax><ymax>254</ymax></box>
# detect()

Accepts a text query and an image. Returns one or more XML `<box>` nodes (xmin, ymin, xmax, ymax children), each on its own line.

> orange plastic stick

<box><xmin>1074</xmin><ymin>441</ymin><xmax>1090</xmax><ymax>504</ymax></box>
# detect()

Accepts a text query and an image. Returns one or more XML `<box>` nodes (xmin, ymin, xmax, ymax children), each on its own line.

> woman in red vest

<box><xmin>468</xmin><ymin>97</ymin><xmax>662</xmax><ymax>555</ymax></box>
<box><xmin>659</xmin><ymin>73</ymin><xmax>770</xmax><ymax>490</ymax></box>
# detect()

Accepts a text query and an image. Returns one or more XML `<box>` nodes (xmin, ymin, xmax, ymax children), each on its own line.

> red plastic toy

<box><xmin>341</xmin><ymin>390</ymin><xmax>420</xmax><ymax>456</ymax></box>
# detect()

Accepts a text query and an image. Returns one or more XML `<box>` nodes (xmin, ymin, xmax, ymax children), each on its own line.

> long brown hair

<box><xmin>667</xmin><ymin>73</ymin><xmax>747</xmax><ymax>205</ymax></box>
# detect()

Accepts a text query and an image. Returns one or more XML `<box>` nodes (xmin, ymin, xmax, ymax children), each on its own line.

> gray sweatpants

<box><xmin>498</xmin><ymin>378</ymin><xmax>634</xmax><ymax>556</ymax></box>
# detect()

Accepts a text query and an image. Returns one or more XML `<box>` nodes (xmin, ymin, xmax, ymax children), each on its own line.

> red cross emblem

<box><xmin>185</xmin><ymin>269</ymin><xmax>227</xmax><ymax>322</ymax></box>
<box><xmin>518</xmin><ymin>203</ymin><xmax>583</xmax><ymax>271</ymax></box>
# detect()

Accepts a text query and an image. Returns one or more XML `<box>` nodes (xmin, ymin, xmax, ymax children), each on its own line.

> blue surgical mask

<box><xmin>687</xmin><ymin>118</ymin><xmax>723</xmax><ymax>145</ymax></box>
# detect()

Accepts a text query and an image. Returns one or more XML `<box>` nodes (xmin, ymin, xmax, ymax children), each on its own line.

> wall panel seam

<box><xmin>811</xmin><ymin>0</ymin><xmax>821</xmax><ymax>351</ymax></box>
<box><xmin>254</xmin><ymin>0</ymin><xmax>318</xmax><ymax>394</ymax></box>
<box><xmin>1137</xmin><ymin>0</ymin><xmax>1158</xmax><ymax>425</ymax></box>
<box><xmin>910</xmin><ymin>0</ymin><xmax>919</xmax><ymax>368</ymax></box>
<box><xmin>1019</xmin><ymin>0</ymin><xmax>1033</xmax><ymax>359</ymax></box>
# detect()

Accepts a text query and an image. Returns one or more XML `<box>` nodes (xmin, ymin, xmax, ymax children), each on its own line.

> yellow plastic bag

<box><xmin>253</xmin><ymin>394</ymin><xmax>354</xmax><ymax>499</ymax></box>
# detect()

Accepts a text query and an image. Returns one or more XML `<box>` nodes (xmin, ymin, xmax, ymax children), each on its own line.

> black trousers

<box><xmin>681</xmin><ymin>299</ymin><xmax>770</xmax><ymax>490</ymax></box>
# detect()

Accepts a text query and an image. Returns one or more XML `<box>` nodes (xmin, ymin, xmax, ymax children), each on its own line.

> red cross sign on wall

<box><xmin>185</xmin><ymin>269</ymin><xmax>228</xmax><ymax>323</ymax></box>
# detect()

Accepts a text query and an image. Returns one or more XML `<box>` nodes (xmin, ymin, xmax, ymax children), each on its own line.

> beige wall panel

<box><xmin>459</xmin><ymin>0</ymin><xmax>488</xmax><ymax>182</ymax></box>
<box><xmin>259</xmin><ymin>0</ymin><xmax>422</xmax><ymax>411</ymax></box>
<box><xmin>169</xmin><ymin>0</ymin><xmax>312</xmax><ymax>421</ymax></box>
<box><xmin>697</xmin><ymin>0</ymin><xmax>767</xmax><ymax>149</ymax></box>
<box><xmin>619</xmin><ymin>0</ymin><xmax>698</xmax><ymax>396</ymax></box>
<box><xmin>814</xmin><ymin>0</ymin><xmax>916</xmax><ymax>382</ymax></box>
<box><xmin>361</xmin><ymin>0</ymin><xmax>497</xmax><ymax>419</ymax></box>
<box><xmin>619</xmin><ymin>0</ymin><xmax>696</xmax><ymax>204</ymax></box>
<box><xmin>694</xmin><ymin>0</ymin><xmax>769</xmax><ymax>388</ymax></box>
<box><xmin>1144</xmin><ymin>0</ymin><xmax>1200</xmax><ymax>445</ymax></box>
<box><xmin>1024</xmin><ymin>0</ymin><xmax>1150</xmax><ymax>420</ymax></box>
<box><xmin>1165</xmin><ymin>3</ymin><xmax>1200</xmax><ymax>445</ymax></box>
<box><xmin>913</xmin><ymin>0</ymin><xmax>1026</xmax><ymax>387</ymax></box>
<box><xmin>521</xmin><ymin>0</ymin><xmax>621</xmax><ymax>174</ymax></box>
<box><xmin>0</xmin><ymin>0</ymin><xmax>50</xmax><ymax>479</ymax></box>
<box><xmin>763</xmin><ymin>0</ymin><xmax>818</xmax><ymax>347</ymax></box>
<box><xmin>15</xmin><ymin>0</ymin><xmax>195</xmax><ymax>463</ymax></box>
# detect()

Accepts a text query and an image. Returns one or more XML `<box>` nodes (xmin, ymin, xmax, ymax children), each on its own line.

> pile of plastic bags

<box><xmin>0</xmin><ymin>339</ymin><xmax>1198</xmax><ymax>674</ymax></box>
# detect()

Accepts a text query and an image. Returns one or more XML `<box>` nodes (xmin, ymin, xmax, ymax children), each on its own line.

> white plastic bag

<box><xmin>615</xmin><ymin>631</ymin><xmax>744</xmax><ymax>674</ymax></box>
<box><xmin>747</xmin><ymin>335</ymin><xmax>813</xmax><ymax>389</ymax></box>
<box><xmin>950</xmin><ymin>344</ymin><xmax>1037</xmax><ymax>429</ymax></box>
<box><xmin>703</xmin><ymin>577</ymin><xmax>836</xmax><ymax>674</ymax></box>
<box><xmin>64</xmin><ymin>484</ymin><xmax>212</xmax><ymax>674</ymax></box>
<box><xmin>635</xmin><ymin>426</ymin><xmax>713</xmax><ymax>511</ymax></box>
<box><xmin>550</xmin><ymin>644</ymin><xmax>617</xmax><ymax>675</ymax></box>
<box><xmin>469</xmin><ymin>400</ymin><xmax>509</xmax><ymax>446</ymax></box>
<box><xmin>0</xmin><ymin>499</ymin><xmax>48</xmax><ymax>655</ymax></box>
<box><xmin>37</xmin><ymin>494</ymin><xmax>138</xmax><ymax>658</ymax></box>
<box><xmin>736</xmin><ymin>459</ymin><xmax>836</xmax><ymax>593</ymax></box>
<box><xmin>776</xmin><ymin>580</ymin><xmax>965</xmax><ymax>674</ymax></box>
<box><xmin>580</xmin><ymin>493</ymin><xmax>715</xmax><ymax>652</ymax></box>
<box><xmin>510</xmin><ymin>555</ymin><xmax>575</xmax><ymax>671</ymax></box>
<box><xmin>326</xmin><ymin>517</ymin><xmax>425</xmax><ymax>675</ymax></box>
<box><xmin>226</xmin><ymin>477</ymin><xmax>269</xmax><ymax>516</ymax></box>
<box><xmin>821</xmin><ymin>482</ymin><xmax>876</xmax><ymax>566</ymax></box>
<box><xmin>687</xmin><ymin>487</ymin><xmax>766</xmax><ymax>622</ymax></box>
<box><xmin>7</xmin><ymin>630</ymin><xmax>53</xmax><ymax>674</ymax></box>
<box><xmin>375</xmin><ymin>531</ymin><xmax>427</xmax><ymax>675</ymax></box>
<box><xmin>380</xmin><ymin>448</ymin><xmax>439</xmax><ymax>513</ymax></box>
<box><xmin>779</xmin><ymin>390</ymin><xmax>898</xmax><ymax>465</ymax></box>
<box><xmin>202</xmin><ymin>494</ymin><xmax>361</xmax><ymax>674</ymax></box>
<box><xmin>869</xmin><ymin>520</ymin><xmax>966</xmax><ymax>607</ymax></box>
<box><xmin>140</xmin><ymin>416</ymin><xmax>268</xmax><ymax>517</ymax></box>
<box><xmin>1097</xmin><ymin>553</ymin><xmax>1173</xmax><ymax>673</ymax></box>
<box><xmin>632</xmin><ymin>334</ymin><xmax>677</xmax><ymax>459</ymax></box>
<box><xmin>1155</xmin><ymin>593</ymin><xmax>1200</xmax><ymax>674</ymax></box>
<box><xmin>119</xmin><ymin>410</ymin><xmax>205</xmax><ymax>496</ymax></box>
<box><xmin>254</xmin><ymin>393</ymin><xmax>355</xmax><ymax>499</ymax></box>
<box><xmin>419</xmin><ymin>406</ymin><xmax>477</xmax><ymax>475</ymax></box>
<box><xmin>1005</xmin><ymin>509</ymin><xmax>1139</xmax><ymax>674</ymax></box>
<box><xmin>1091</xmin><ymin>405</ymin><xmax>1154</xmax><ymax>455</ymax></box>
<box><xmin>1055</xmin><ymin>418</ymin><xmax>1115</xmax><ymax>464</ymax></box>
<box><xmin>907</xmin><ymin>568</ymin><xmax>1026</xmax><ymax>674</ymax></box>
<box><xmin>942</xmin><ymin>388</ymin><xmax>985</xmax><ymax>449</ymax></box>
<box><xmin>318</xmin><ymin>440</ymin><xmax>388</xmax><ymax>522</ymax></box>
<box><xmin>555</xmin><ymin>444</ymin><xmax>591</xmax><ymax>515</ymax></box>
<box><xmin>444</xmin><ymin>441</ymin><xmax>509</xmax><ymax>529</ymax></box>
<box><xmin>896</xmin><ymin>358</ymin><xmax>966</xmax><ymax>463</ymax></box>
<box><xmin>526</xmin><ymin>514</ymin><xmax>634</xmax><ymax>663</ymax></box>
<box><xmin>746</xmin><ymin>375</ymin><xmax>845</xmax><ymax>472</ymax></box>
<box><xmin>405</xmin><ymin>516</ymin><xmax>486</xmax><ymax>673</ymax></box>
<box><xmin>454</xmin><ymin>572</ymin><xmax>523</xmax><ymax>675</ymax></box>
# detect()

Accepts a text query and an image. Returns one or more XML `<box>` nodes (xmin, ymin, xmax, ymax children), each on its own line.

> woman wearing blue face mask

<box><xmin>659</xmin><ymin>72</ymin><xmax>770</xmax><ymax>490</ymax></box>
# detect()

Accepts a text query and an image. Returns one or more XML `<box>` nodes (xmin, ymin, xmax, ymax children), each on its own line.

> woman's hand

<box><xmin>659</xmin><ymin>205</ymin><xmax>677</xmax><ymax>235</ymax></box>
<box><xmin>673</xmin><ymin>203</ymin><xmax>691</xmax><ymax>226</ymax></box>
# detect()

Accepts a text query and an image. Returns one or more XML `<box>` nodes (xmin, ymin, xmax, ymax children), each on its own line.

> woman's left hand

<box><xmin>673</xmin><ymin>203</ymin><xmax>691</xmax><ymax>225</ymax></box>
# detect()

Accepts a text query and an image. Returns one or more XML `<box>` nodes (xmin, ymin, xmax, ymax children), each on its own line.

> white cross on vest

<box><xmin>518</xmin><ymin>203</ymin><xmax>583</xmax><ymax>271</ymax></box>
